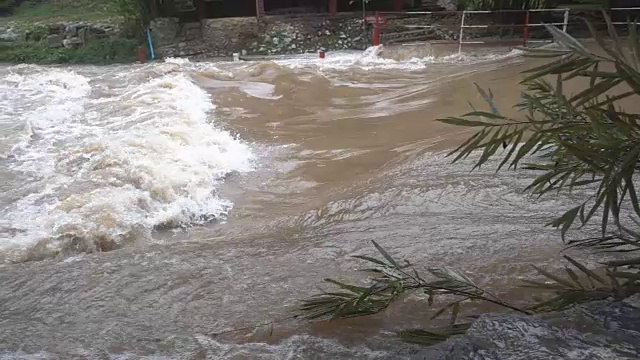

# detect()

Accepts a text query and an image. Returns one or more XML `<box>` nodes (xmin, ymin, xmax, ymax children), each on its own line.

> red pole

<box><xmin>136</xmin><ymin>46</ymin><xmax>147</xmax><ymax>63</ymax></box>
<box><xmin>523</xmin><ymin>10</ymin><xmax>530</xmax><ymax>47</ymax></box>
<box><xmin>373</xmin><ymin>12</ymin><xmax>380</xmax><ymax>46</ymax></box>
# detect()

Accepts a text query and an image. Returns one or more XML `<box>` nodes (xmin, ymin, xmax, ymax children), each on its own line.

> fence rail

<box><xmin>369</xmin><ymin>7</ymin><xmax>640</xmax><ymax>53</ymax></box>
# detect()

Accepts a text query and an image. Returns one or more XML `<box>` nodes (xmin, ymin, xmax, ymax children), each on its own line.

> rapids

<box><xmin>0</xmin><ymin>44</ymin><xmax>621</xmax><ymax>358</ymax></box>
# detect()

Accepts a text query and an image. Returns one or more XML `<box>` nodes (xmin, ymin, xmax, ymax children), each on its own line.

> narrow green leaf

<box><xmin>564</xmin><ymin>266</ymin><xmax>584</xmax><ymax>289</ymax></box>
<box><xmin>520</xmin><ymin>279</ymin><xmax>571</xmax><ymax>291</ymax></box>
<box><xmin>498</xmin><ymin>130</ymin><xmax>525</xmax><ymax>171</ymax></box>
<box><xmin>605</xmin><ymin>257</ymin><xmax>640</xmax><ymax>267</ymax></box>
<box><xmin>628</xmin><ymin>20</ymin><xmax>640</xmax><ymax>70</ymax></box>
<box><xmin>563</xmin><ymin>255</ymin><xmax>607</xmax><ymax>285</ymax></box>
<box><xmin>449</xmin><ymin>302</ymin><xmax>460</xmax><ymax>329</ymax></box>
<box><xmin>532</xmin><ymin>265</ymin><xmax>579</xmax><ymax>290</ymax></box>
<box><xmin>352</xmin><ymin>255</ymin><xmax>387</xmax><ymax>266</ymax></box>
<box><xmin>371</xmin><ymin>240</ymin><xmax>401</xmax><ymax>269</ymax></box>
<box><xmin>439</xmin><ymin>117</ymin><xmax>495</xmax><ymax>127</ymax></box>
<box><xmin>609</xmin><ymin>271</ymin><xmax>640</xmax><ymax>281</ymax></box>
<box><xmin>461</xmin><ymin>111</ymin><xmax>506</xmax><ymax>119</ymax></box>
<box><xmin>546</xmin><ymin>205</ymin><xmax>581</xmax><ymax>241</ymax></box>
<box><xmin>324</xmin><ymin>279</ymin><xmax>369</xmax><ymax>294</ymax></box>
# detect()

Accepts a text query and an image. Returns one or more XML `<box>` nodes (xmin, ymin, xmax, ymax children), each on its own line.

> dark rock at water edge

<box><xmin>412</xmin><ymin>295</ymin><xmax>640</xmax><ymax>360</ymax></box>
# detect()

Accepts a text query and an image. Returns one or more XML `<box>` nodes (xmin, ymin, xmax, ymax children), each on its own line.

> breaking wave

<box><xmin>0</xmin><ymin>64</ymin><xmax>254</xmax><ymax>261</ymax></box>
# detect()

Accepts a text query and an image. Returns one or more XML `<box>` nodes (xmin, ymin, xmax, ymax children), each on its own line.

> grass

<box><xmin>1</xmin><ymin>0</ymin><xmax>122</xmax><ymax>28</ymax></box>
<box><xmin>0</xmin><ymin>38</ymin><xmax>138</xmax><ymax>64</ymax></box>
<box><xmin>0</xmin><ymin>0</ymin><xmax>144</xmax><ymax>65</ymax></box>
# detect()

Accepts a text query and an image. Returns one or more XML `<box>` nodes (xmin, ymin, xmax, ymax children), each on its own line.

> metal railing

<box><xmin>459</xmin><ymin>8</ymin><xmax>569</xmax><ymax>52</ymax></box>
<box><xmin>368</xmin><ymin>7</ymin><xmax>640</xmax><ymax>53</ymax></box>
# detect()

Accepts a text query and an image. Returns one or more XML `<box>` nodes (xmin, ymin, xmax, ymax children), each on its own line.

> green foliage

<box><xmin>298</xmin><ymin>240</ymin><xmax>639</xmax><ymax>345</ymax></box>
<box><xmin>4</xmin><ymin>0</ymin><xmax>119</xmax><ymax>24</ymax></box>
<box><xmin>299</xmin><ymin>13</ymin><xmax>640</xmax><ymax>347</ymax></box>
<box><xmin>440</xmin><ymin>13</ymin><xmax>640</xmax><ymax>241</ymax></box>
<box><xmin>109</xmin><ymin>0</ymin><xmax>145</xmax><ymax>24</ymax></box>
<box><xmin>298</xmin><ymin>241</ymin><xmax>525</xmax><ymax>345</ymax></box>
<box><xmin>0</xmin><ymin>38</ymin><xmax>138</xmax><ymax>64</ymax></box>
<box><xmin>26</xmin><ymin>24</ymin><xmax>49</xmax><ymax>42</ymax></box>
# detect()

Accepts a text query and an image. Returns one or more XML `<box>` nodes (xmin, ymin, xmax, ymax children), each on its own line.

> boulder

<box><xmin>46</xmin><ymin>34</ymin><xmax>64</xmax><ymax>48</ymax></box>
<box><xmin>64</xmin><ymin>24</ymin><xmax>78</xmax><ymax>37</ymax></box>
<box><xmin>62</xmin><ymin>37</ymin><xmax>83</xmax><ymax>49</ymax></box>
<box><xmin>48</xmin><ymin>24</ymin><xmax>64</xmax><ymax>35</ymax></box>
<box><xmin>0</xmin><ymin>28</ymin><xmax>21</xmax><ymax>42</ymax></box>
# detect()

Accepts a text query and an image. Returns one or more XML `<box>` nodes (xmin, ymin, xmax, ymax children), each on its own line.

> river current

<box><xmin>0</xmin><ymin>44</ymin><xmax>612</xmax><ymax>358</ymax></box>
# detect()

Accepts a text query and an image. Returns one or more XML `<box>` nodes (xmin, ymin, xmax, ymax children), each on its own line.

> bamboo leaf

<box><xmin>565</xmin><ymin>266</ymin><xmax>584</xmax><ymax>289</ymax></box>
<box><xmin>352</xmin><ymin>255</ymin><xmax>387</xmax><ymax>266</ymax></box>
<box><xmin>449</xmin><ymin>302</ymin><xmax>460</xmax><ymax>329</ymax></box>
<box><xmin>371</xmin><ymin>240</ymin><xmax>401</xmax><ymax>269</ymax></box>
<box><xmin>532</xmin><ymin>265</ymin><xmax>579</xmax><ymax>290</ymax></box>
<box><xmin>547</xmin><ymin>205</ymin><xmax>581</xmax><ymax>241</ymax></box>
<box><xmin>439</xmin><ymin>117</ymin><xmax>496</xmax><ymax>127</ymax></box>
<box><xmin>461</xmin><ymin>111</ymin><xmax>506</xmax><ymax>119</ymax></box>
<box><xmin>324</xmin><ymin>279</ymin><xmax>369</xmax><ymax>294</ymax></box>
<box><xmin>564</xmin><ymin>255</ymin><xmax>607</xmax><ymax>285</ymax></box>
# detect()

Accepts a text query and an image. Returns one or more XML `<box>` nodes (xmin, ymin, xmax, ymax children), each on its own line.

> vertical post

<box><xmin>329</xmin><ymin>0</ymin><xmax>337</xmax><ymax>16</ymax></box>
<box><xmin>562</xmin><ymin>8</ymin><xmax>569</xmax><ymax>33</ymax></box>
<box><xmin>362</xmin><ymin>0</ymin><xmax>366</xmax><ymax>27</ymax></box>
<box><xmin>523</xmin><ymin>10</ymin><xmax>530</xmax><ymax>47</ymax></box>
<box><xmin>146</xmin><ymin>28</ymin><xmax>155</xmax><ymax>60</ymax></box>
<box><xmin>458</xmin><ymin>11</ymin><xmax>466</xmax><ymax>54</ymax></box>
<box><xmin>373</xmin><ymin>12</ymin><xmax>380</xmax><ymax>46</ymax></box>
<box><xmin>256</xmin><ymin>0</ymin><xmax>265</xmax><ymax>18</ymax></box>
<box><xmin>196</xmin><ymin>0</ymin><xmax>206</xmax><ymax>21</ymax></box>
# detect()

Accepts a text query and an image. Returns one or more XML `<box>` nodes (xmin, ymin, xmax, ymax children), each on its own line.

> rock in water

<box><xmin>412</xmin><ymin>296</ymin><xmax>640</xmax><ymax>360</ymax></box>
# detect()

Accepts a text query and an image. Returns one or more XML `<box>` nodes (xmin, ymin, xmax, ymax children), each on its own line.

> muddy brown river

<box><xmin>0</xmin><ymin>44</ymin><xmax>623</xmax><ymax>358</ymax></box>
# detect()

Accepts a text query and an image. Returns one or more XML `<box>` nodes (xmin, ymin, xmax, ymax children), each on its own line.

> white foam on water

<box><xmin>160</xmin><ymin>57</ymin><xmax>236</xmax><ymax>78</ymax></box>
<box><xmin>238</xmin><ymin>81</ymin><xmax>282</xmax><ymax>99</ymax></box>
<box><xmin>1</xmin><ymin>65</ymin><xmax>254</xmax><ymax>258</ymax></box>
<box><xmin>272</xmin><ymin>45</ymin><xmax>524</xmax><ymax>72</ymax></box>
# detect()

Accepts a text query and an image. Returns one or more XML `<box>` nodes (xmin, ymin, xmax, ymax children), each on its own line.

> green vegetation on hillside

<box><xmin>0</xmin><ymin>38</ymin><xmax>138</xmax><ymax>64</ymax></box>
<box><xmin>299</xmin><ymin>13</ymin><xmax>640</xmax><ymax>346</ymax></box>
<box><xmin>1</xmin><ymin>0</ymin><xmax>121</xmax><ymax>25</ymax></box>
<box><xmin>0</xmin><ymin>0</ymin><xmax>146</xmax><ymax>64</ymax></box>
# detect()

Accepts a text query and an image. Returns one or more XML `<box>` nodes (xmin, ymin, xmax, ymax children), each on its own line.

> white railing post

<box><xmin>458</xmin><ymin>11</ymin><xmax>466</xmax><ymax>54</ymax></box>
<box><xmin>562</xmin><ymin>8</ymin><xmax>569</xmax><ymax>33</ymax></box>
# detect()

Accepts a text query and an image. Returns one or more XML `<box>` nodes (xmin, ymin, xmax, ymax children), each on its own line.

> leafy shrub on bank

<box><xmin>0</xmin><ymin>38</ymin><xmax>139</xmax><ymax>64</ymax></box>
<box><xmin>299</xmin><ymin>13</ymin><xmax>640</xmax><ymax>346</ymax></box>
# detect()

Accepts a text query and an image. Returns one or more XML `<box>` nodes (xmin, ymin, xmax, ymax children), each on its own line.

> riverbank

<box><xmin>0</xmin><ymin>38</ymin><xmax>138</xmax><ymax>64</ymax></box>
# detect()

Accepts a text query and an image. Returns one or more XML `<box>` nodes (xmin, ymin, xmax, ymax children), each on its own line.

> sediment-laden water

<box><xmin>0</xmin><ymin>44</ymin><xmax>622</xmax><ymax>358</ymax></box>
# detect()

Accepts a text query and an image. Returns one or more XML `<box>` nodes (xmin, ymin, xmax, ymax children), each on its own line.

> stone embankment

<box><xmin>151</xmin><ymin>13</ymin><xmax>503</xmax><ymax>59</ymax></box>
<box><xmin>0</xmin><ymin>11</ymin><xmax>548</xmax><ymax>60</ymax></box>
<box><xmin>152</xmin><ymin>15</ymin><xmax>372</xmax><ymax>58</ymax></box>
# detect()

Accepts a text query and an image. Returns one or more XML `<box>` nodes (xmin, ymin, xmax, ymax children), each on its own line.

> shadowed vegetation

<box><xmin>0</xmin><ymin>38</ymin><xmax>138</xmax><ymax>63</ymax></box>
<box><xmin>0</xmin><ymin>0</ymin><xmax>121</xmax><ymax>25</ymax></box>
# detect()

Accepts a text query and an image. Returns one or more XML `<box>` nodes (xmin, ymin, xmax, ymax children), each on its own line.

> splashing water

<box><xmin>0</xmin><ymin>65</ymin><xmax>254</xmax><ymax>260</ymax></box>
